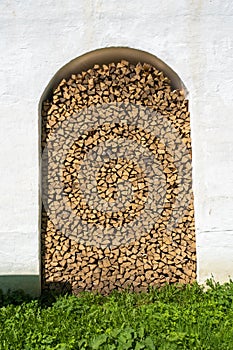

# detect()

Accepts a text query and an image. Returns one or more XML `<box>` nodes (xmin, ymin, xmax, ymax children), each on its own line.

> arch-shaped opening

<box><xmin>40</xmin><ymin>47</ymin><xmax>196</xmax><ymax>294</ymax></box>
<box><xmin>39</xmin><ymin>47</ymin><xmax>187</xmax><ymax>108</ymax></box>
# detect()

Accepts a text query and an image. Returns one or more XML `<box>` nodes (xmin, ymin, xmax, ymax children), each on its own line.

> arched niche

<box><xmin>39</xmin><ymin>47</ymin><xmax>195</xmax><ymax>294</ymax></box>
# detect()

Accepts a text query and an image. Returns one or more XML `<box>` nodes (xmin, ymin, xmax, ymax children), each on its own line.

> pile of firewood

<box><xmin>41</xmin><ymin>60</ymin><xmax>196</xmax><ymax>294</ymax></box>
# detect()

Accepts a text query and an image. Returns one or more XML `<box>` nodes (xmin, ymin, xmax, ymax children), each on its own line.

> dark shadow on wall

<box><xmin>0</xmin><ymin>275</ymin><xmax>40</xmax><ymax>297</ymax></box>
<box><xmin>0</xmin><ymin>278</ymin><xmax>72</xmax><ymax>307</ymax></box>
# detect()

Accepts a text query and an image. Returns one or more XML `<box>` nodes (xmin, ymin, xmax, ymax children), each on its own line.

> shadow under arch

<box><xmin>39</xmin><ymin>47</ymin><xmax>195</xmax><ymax>294</ymax></box>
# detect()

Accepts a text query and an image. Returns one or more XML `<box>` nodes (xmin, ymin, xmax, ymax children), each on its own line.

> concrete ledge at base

<box><xmin>0</xmin><ymin>275</ymin><xmax>40</xmax><ymax>297</ymax></box>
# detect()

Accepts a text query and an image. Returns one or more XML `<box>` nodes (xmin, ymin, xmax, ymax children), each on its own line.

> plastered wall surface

<box><xmin>0</xmin><ymin>0</ymin><xmax>233</xmax><ymax>293</ymax></box>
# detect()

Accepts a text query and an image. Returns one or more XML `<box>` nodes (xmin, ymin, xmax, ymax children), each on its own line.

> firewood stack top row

<box><xmin>41</xmin><ymin>59</ymin><xmax>196</xmax><ymax>294</ymax></box>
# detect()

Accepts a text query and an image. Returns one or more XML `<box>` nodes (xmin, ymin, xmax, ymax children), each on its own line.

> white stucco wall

<box><xmin>0</xmin><ymin>0</ymin><xmax>233</xmax><ymax>293</ymax></box>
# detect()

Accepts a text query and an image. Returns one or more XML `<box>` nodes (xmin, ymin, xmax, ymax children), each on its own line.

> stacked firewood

<box><xmin>41</xmin><ymin>60</ymin><xmax>196</xmax><ymax>294</ymax></box>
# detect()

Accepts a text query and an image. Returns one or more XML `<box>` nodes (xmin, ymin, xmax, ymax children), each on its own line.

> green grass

<box><xmin>0</xmin><ymin>280</ymin><xmax>233</xmax><ymax>349</ymax></box>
